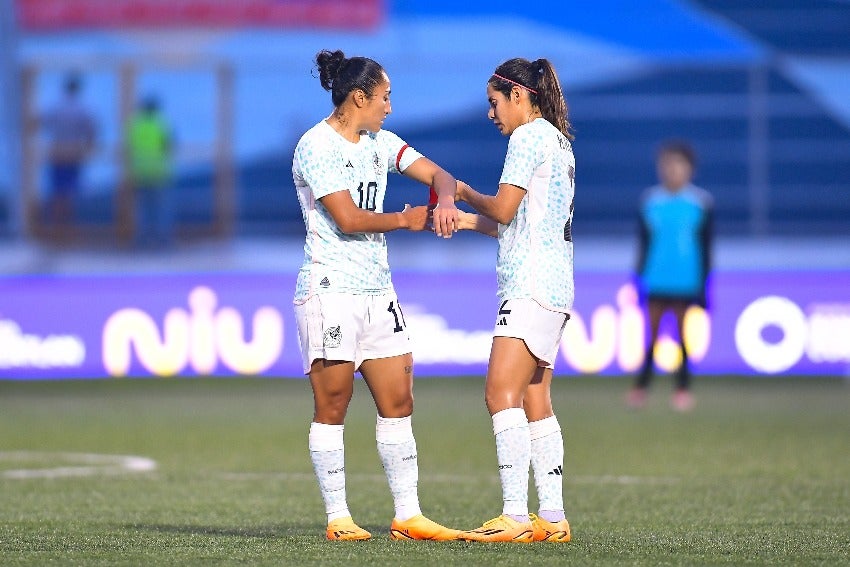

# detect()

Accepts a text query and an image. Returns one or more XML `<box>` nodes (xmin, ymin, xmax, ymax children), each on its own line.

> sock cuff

<box><xmin>528</xmin><ymin>415</ymin><xmax>561</xmax><ymax>441</ymax></box>
<box><xmin>309</xmin><ymin>422</ymin><xmax>344</xmax><ymax>452</ymax></box>
<box><xmin>376</xmin><ymin>414</ymin><xmax>414</xmax><ymax>445</ymax></box>
<box><xmin>492</xmin><ymin>407</ymin><xmax>528</xmax><ymax>436</ymax></box>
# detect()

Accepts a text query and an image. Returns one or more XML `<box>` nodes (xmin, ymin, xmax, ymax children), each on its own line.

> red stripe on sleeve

<box><xmin>395</xmin><ymin>144</ymin><xmax>410</xmax><ymax>171</ymax></box>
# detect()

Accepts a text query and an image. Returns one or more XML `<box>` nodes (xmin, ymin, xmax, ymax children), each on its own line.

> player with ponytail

<box><xmin>455</xmin><ymin>58</ymin><xmax>575</xmax><ymax>543</ymax></box>
<box><xmin>486</xmin><ymin>58</ymin><xmax>573</xmax><ymax>140</ymax></box>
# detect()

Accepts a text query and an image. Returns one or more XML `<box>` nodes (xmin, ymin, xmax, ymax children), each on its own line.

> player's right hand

<box><xmin>402</xmin><ymin>204</ymin><xmax>430</xmax><ymax>232</ymax></box>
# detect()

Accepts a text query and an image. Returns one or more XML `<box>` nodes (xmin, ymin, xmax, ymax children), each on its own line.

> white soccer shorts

<box><xmin>295</xmin><ymin>292</ymin><xmax>412</xmax><ymax>374</ymax></box>
<box><xmin>492</xmin><ymin>298</ymin><xmax>569</xmax><ymax>369</ymax></box>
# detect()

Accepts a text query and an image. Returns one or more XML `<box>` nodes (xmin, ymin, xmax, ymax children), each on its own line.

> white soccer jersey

<box><xmin>292</xmin><ymin>120</ymin><xmax>423</xmax><ymax>303</ymax></box>
<box><xmin>497</xmin><ymin>117</ymin><xmax>576</xmax><ymax>312</ymax></box>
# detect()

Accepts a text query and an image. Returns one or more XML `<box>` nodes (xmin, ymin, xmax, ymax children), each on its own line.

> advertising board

<box><xmin>1</xmin><ymin>271</ymin><xmax>847</xmax><ymax>379</ymax></box>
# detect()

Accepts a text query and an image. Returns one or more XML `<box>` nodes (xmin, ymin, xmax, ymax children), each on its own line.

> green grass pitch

<box><xmin>1</xmin><ymin>376</ymin><xmax>848</xmax><ymax>566</ymax></box>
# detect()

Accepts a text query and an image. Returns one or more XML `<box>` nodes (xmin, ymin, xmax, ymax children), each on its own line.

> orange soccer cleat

<box><xmin>457</xmin><ymin>515</ymin><xmax>533</xmax><ymax>543</ymax></box>
<box><xmin>530</xmin><ymin>513</ymin><xmax>572</xmax><ymax>542</ymax></box>
<box><xmin>389</xmin><ymin>514</ymin><xmax>462</xmax><ymax>541</ymax></box>
<box><xmin>326</xmin><ymin>516</ymin><xmax>371</xmax><ymax>541</ymax></box>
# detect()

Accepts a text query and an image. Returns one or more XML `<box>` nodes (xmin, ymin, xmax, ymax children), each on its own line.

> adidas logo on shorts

<box><xmin>320</xmin><ymin>277</ymin><xmax>331</xmax><ymax>288</ymax></box>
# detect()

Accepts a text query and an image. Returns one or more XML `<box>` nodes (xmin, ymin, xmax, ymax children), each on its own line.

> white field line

<box><xmin>0</xmin><ymin>452</ymin><xmax>677</xmax><ymax>486</ymax></box>
<box><xmin>217</xmin><ymin>471</ymin><xmax>679</xmax><ymax>486</ymax></box>
<box><xmin>0</xmin><ymin>451</ymin><xmax>157</xmax><ymax>479</ymax></box>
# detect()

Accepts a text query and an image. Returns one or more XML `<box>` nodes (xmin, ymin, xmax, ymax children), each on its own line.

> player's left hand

<box><xmin>432</xmin><ymin>197</ymin><xmax>459</xmax><ymax>238</ymax></box>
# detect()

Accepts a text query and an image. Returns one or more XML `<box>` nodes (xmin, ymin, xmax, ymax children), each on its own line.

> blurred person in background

<box><xmin>292</xmin><ymin>49</ymin><xmax>460</xmax><ymax>542</ymax></box>
<box><xmin>452</xmin><ymin>57</ymin><xmax>575</xmax><ymax>544</ymax></box>
<box><xmin>627</xmin><ymin>140</ymin><xmax>713</xmax><ymax>412</ymax></box>
<box><xmin>126</xmin><ymin>95</ymin><xmax>174</xmax><ymax>248</ymax></box>
<box><xmin>41</xmin><ymin>72</ymin><xmax>96</xmax><ymax>237</ymax></box>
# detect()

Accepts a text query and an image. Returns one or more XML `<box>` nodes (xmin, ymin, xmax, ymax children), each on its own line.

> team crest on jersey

<box><xmin>324</xmin><ymin>326</ymin><xmax>341</xmax><ymax>348</ymax></box>
<box><xmin>373</xmin><ymin>152</ymin><xmax>382</xmax><ymax>176</ymax></box>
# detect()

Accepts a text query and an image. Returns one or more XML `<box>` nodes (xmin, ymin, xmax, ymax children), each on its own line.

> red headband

<box><xmin>491</xmin><ymin>73</ymin><xmax>538</xmax><ymax>95</ymax></box>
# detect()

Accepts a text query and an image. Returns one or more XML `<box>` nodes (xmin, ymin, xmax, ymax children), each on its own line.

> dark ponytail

<box><xmin>315</xmin><ymin>49</ymin><xmax>386</xmax><ymax>107</ymax></box>
<box><xmin>489</xmin><ymin>58</ymin><xmax>574</xmax><ymax>140</ymax></box>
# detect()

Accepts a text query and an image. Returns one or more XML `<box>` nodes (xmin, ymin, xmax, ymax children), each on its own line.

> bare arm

<box><xmin>402</xmin><ymin>157</ymin><xmax>459</xmax><ymax>237</ymax></box>
<box><xmin>456</xmin><ymin>210</ymin><xmax>498</xmax><ymax>238</ymax></box>
<box><xmin>320</xmin><ymin>190</ymin><xmax>429</xmax><ymax>234</ymax></box>
<box><xmin>456</xmin><ymin>180</ymin><xmax>525</xmax><ymax>225</ymax></box>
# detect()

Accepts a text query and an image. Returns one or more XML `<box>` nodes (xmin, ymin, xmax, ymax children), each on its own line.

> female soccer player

<box><xmin>453</xmin><ymin>58</ymin><xmax>575</xmax><ymax>543</ymax></box>
<box><xmin>292</xmin><ymin>49</ymin><xmax>460</xmax><ymax>541</ymax></box>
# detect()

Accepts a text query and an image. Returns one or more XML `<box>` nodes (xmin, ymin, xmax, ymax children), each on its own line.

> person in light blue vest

<box><xmin>41</xmin><ymin>73</ymin><xmax>96</xmax><ymax>235</ymax></box>
<box><xmin>126</xmin><ymin>95</ymin><xmax>173</xmax><ymax>248</ymax></box>
<box><xmin>628</xmin><ymin>140</ymin><xmax>713</xmax><ymax>412</ymax></box>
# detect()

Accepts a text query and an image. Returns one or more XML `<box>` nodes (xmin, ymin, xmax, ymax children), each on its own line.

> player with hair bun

<box><xmin>292</xmin><ymin>49</ymin><xmax>460</xmax><ymax>541</ymax></box>
<box><xmin>453</xmin><ymin>57</ymin><xmax>575</xmax><ymax>543</ymax></box>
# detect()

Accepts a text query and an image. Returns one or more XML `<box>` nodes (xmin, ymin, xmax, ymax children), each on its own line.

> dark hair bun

<box><xmin>316</xmin><ymin>50</ymin><xmax>347</xmax><ymax>91</ymax></box>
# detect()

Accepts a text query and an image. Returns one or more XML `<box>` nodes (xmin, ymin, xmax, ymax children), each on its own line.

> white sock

<box><xmin>529</xmin><ymin>415</ymin><xmax>566</xmax><ymax>520</ymax></box>
<box><xmin>492</xmin><ymin>408</ymin><xmax>530</xmax><ymax>519</ymax></box>
<box><xmin>308</xmin><ymin>422</ymin><xmax>350</xmax><ymax>522</ymax></box>
<box><xmin>376</xmin><ymin>415</ymin><xmax>421</xmax><ymax>521</ymax></box>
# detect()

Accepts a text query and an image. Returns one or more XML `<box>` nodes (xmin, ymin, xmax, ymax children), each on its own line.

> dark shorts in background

<box><xmin>50</xmin><ymin>163</ymin><xmax>81</xmax><ymax>195</ymax></box>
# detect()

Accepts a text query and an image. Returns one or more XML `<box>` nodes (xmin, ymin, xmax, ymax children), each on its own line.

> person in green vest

<box><xmin>126</xmin><ymin>95</ymin><xmax>174</xmax><ymax>248</ymax></box>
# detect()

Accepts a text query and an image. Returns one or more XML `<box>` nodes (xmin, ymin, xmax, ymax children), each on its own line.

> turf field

<box><xmin>1</xmin><ymin>376</ymin><xmax>848</xmax><ymax>566</ymax></box>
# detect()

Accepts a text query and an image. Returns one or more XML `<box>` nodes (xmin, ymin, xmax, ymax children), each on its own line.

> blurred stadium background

<box><xmin>0</xmin><ymin>0</ymin><xmax>849</xmax><ymax>379</ymax></box>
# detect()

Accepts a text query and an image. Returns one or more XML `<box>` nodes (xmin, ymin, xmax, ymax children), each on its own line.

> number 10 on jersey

<box><xmin>357</xmin><ymin>181</ymin><xmax>378</xmax><ymax>211</ymax></box>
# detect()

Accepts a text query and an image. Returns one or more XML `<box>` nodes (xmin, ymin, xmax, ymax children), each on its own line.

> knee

<box><xmin>484</xmin><ymin>390</ymin><xmax>522</xmax><ymax>415</ymax></box>
<box><xmin>314</xmin><ymin>392</ymin><xmax>352</xmax><ymax>424</ymax></box>
<box><xmin>523</xmin><ymin>398</ymin><xmax>554</xmax><ymax>423</ymax></box>
<box><xmin>379</xmin><ymin>394</ymin><xmax>413</xmax><ymax>419</ymax></box>
<box><xmin>398</xmin><ymin>396</ymin><xmax>414</xmax><ymax>416</ymax></box>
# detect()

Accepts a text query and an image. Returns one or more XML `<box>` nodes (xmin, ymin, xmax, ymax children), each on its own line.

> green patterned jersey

<box><xmin>292</xmin><ymin>121</ymin><xmax>423</xmax><ymax>303</ymax></box>
<box><xmin>497</xmin><ymin>118</ymin><xmax>576</xmax><ymax>312</ymax></box>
